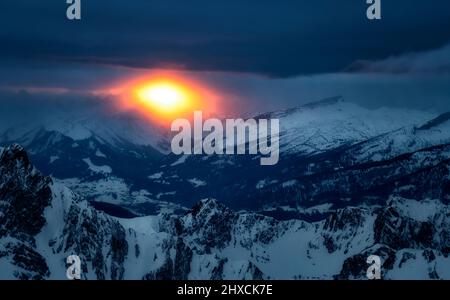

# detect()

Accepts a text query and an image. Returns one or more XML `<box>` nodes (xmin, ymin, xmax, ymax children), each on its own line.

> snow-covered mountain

<box><xmin>0</xmin><ymin>96</ymin><xmax>448</xmax><ymax>218</ymax></box>
<box><xmin>1</xmin><ymin>144</ymin><xmax>450</xmax><ymax>279</ymax></box>
<box><xmin>340</xmin><ymin>111</ymin><xmax>450</xmax><ymax>164</ymax></box>
<box><xmin>257</xmin><ymin>96</ymin><xmax>434</xmax><ymax>155</ymax></box>
<box><xmin>0</xmin><ymin>115</ymin><xmax>180</xmax><ymax>215</ymax></box>
<box><xmin>1</xmin><ymin>113</ymin><xmax>169</xmax><ymax>152</ymax></box>
<box><xmin>144</xmin><ymin>97</ymin><xmax>449</xmax><ymax>214</ymax></box>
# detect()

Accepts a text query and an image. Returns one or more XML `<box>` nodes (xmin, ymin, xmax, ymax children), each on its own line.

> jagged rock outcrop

<box><xmin>0</xmin><ymin>144</ymin><xmax>129</xmax><ymax>279</ymax></box>
<box><xmin>1</xmin><ymin>145</ymin><xmax>450</xmax><ymax>279</ymax></box>
<box><xmin>0</xmin><ymin>144</ymin><xmax>52</xmax><ymax>239</ymax></box>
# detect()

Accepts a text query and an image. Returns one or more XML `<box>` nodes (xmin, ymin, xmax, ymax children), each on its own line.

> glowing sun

<box><xmin>110</xmin><ymin>72</ymin><xmax>220</xmax><ymax>124</ymax></box>
<box><xmin>136</xmin><ymin>82</ymin><xmax>187</xmax><ymax>114</ymax></box>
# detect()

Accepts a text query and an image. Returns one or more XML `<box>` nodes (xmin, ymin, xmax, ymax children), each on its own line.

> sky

<box><xmin>0</xmin><ymin>0</ymin><xmax>450</xmax><ymax>128</ymax></box>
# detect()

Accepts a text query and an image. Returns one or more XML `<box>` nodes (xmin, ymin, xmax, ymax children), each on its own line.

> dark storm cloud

<box><xmin>347</xmin><ymin>44</ymin><xmax>450</xmax><ymax>74</ymax></box>
<box><xmin>1</xmin><ymin>0</ymin><xmax>450</xmax><ymax>119</ymax></box>
<box><xmin>1</xmin><ymin>0</ymin><xmax>450</xmax><ymax>77</ymax></box>
<box><xmin>195</xmin><ymin>72</ymin><xmax>450</xmax><ymax>114</ymax></box>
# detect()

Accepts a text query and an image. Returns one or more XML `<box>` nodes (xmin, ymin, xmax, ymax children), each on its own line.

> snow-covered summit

<box><xmin>1</xmin><ymin>114</ymin><xmax>169</xmax><ymax>153</ymax></box>
<box><xmin>340</xmin><ymin>110</ymin><xmax>450</xmax><ymax>164</ymax></box>
<box><xmin>258</xmin><ymin>96</ymin><xmax>435</xmax><ymax>155</ymax></box>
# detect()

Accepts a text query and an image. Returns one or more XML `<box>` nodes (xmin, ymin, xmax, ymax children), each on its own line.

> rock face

<box><xmin>0</xmin><ymin>144</ymin><xmax>129</xmax><ymax>280</ymax></box>
<box><xmin>0</xmin><ymin>144</ymin><xmax>52</xmax><ymax>279</ymax></box>
<box><xmin>1</xmin><ymin>144</ymin><xmax>450</xmax><ymax>279</ymax></box>
<box><xmin>59</xmin><ymin>203</ymin><xmax>128</xmax><ymax>279</ymax></box>
<box><xmin>0</xmin><ymin>144</ymin><xmax>52</xmax><ymax>238</ymax></box>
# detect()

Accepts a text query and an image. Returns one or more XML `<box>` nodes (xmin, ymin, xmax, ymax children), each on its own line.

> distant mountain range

<box><xmin>1</xmin><ymin>97</ymin><xmax>449</xmax><ymax>217</ymax></box>
<box><xmin>1</xmin><ymin>96</ymin><xmax>450</xmax><ymax>279</ymax></box>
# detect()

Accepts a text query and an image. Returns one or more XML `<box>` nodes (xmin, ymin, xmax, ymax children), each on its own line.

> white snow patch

<box><xmin>156</xmin><ymin>191</ymin><xmax>176</xmax><ymax>199</ymax></box>
<box><xmin>256</xmin><ymin>179</ymin><xmax>278</xmax><ymax>189</ymax></box>
<box><xmin>188</xmin><ymin>178</ymin><xmax>207</xmax><ymax>187</ymax></box>
<box><xmin>82</xmin><ymin>158</ymin><xmax>112</xmax><ymax>174</ymax></box>
<box><xmin>282</xmin><ymin>180</ymin><xmax>298</xmax><ymax>188</ymax></box>
<box><xmin>95</xmin><ymin>149</ymin><xmax>107</xmax><ymax>158</ymax></box>
<box><xmin>392</xmin><ymin>198</ymin><xmax>443</xmax><ymax>222</ymax></box>
<box><xmin>171</xmin><ymin>155</ymin><xmax>188</xmax><ymax>166</ymax></box>
<box><xmin>49</xmin><ymin>156</ymin><xmax>59</xmax><ymax>164</ymax></box>
<box><xmin>148</xmin><ymin>172</ymin><xmax>164</xmax><ymax>179</ymax></box>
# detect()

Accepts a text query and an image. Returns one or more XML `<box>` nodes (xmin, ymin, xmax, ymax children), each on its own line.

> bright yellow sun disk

<box><xmin>137</xmin><ymin>83</ymin><xmax>188</xmax><ymax>114</ymax></box>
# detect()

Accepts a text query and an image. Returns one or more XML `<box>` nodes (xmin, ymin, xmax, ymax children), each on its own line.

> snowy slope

<box><xmin>0</xmin><ymin>97</ymin><xmax>440</xmax><ymax>214</ymax></box>
<box><xmin>258</xmin><ymin>96</ymin><xmax>435</xmax><ymax>155</ymax></box>
<box><xmin>141</xmin><ymin>97</ymin><xmax>445</xmax><ymax>212</ymax></box>
<box><xmin>0</xmin><ymin>114</ymin><xmax>169</xmax><ymax>152</ymax></box>
<box><xmin>1</xmin><ymin>96</ymin><xmax>447</xmax><ymax>218</ymax></box>
<box><xmin>1</xmin><ymin>144</ymin><xmax>450</xmax><ymax>280</ymax></box>
<box><xmin>341</xmin><ymin>112</ymin><xmax>450</xmax><ymax>164</ymax></box>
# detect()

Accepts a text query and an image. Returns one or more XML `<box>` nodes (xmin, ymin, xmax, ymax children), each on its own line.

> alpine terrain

<box><xmin>1</xmin><ymin>97</ymin><xmax>450</xmax><ymax>279</ymax></box>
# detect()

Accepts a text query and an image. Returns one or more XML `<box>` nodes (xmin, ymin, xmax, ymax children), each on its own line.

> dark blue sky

<box><xmin>0</xmin><ymin>0</ymin><xmax>450</xmax><ymax>124</ymax></box>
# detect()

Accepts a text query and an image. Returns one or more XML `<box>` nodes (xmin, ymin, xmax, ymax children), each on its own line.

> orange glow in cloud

<box><xmin>110</xmin><ymin>72</ymin><xmax>220</xmax><ymax>124</ymax></box>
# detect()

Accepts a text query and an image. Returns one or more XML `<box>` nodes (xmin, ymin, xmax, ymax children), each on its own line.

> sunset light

<box><xmin>136</xmin><ymin>82</ymin><xmax>188</xmax><ymax>114</ymax></box>
<box><xmin>2</xmin><ymin>0</ymin><xmax>450</xmax><ymax>283</ymax></box>
<box><xmin>111</xmin><ymin>72</ymin><xmax>221</xmax><ymax>124</ymax></box>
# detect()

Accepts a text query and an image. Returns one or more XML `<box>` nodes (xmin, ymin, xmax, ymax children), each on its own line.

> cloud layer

<box><xmin>348</xmin><ymin>44</ymin><xmax>450</xmax><ymax>74</ymax></box>
<box><xmin>0</xmin><ymin>0</ymin><xmax>449</xmax><ymax>125</ymax></box>
<box><xmin>1</xmin><ymin>0</ymin><xmax>450</xmax><ymax>77</ymax></box>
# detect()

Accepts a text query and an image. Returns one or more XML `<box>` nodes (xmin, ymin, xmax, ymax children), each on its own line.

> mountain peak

<box><xmin>418</xmin><ymin>112</ymin><xmax>450</xmax><ymax>130</ymax></box>
<box><xmin>301</xmin><ymin>95</ymin><xmax>344</xmax><ymax>109</ymax></box>
<box><xmin>0</xmin><ymin>143</ymin><xmax>30</xmax><ymax>167</ymax></box>
<box><xmin>0</xmin><ymin>144</ymin><xmax>53</xmax><ymax>238</ymax></box>
<box><xmin>255</xmin><ymin>95</ymin><xmax>344</xmax><ymax>119</ymax></box>
<box><xmin>191</xmin><ymin>198</ymin><xmax>229</xmax><ymax>217</ymax></box>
